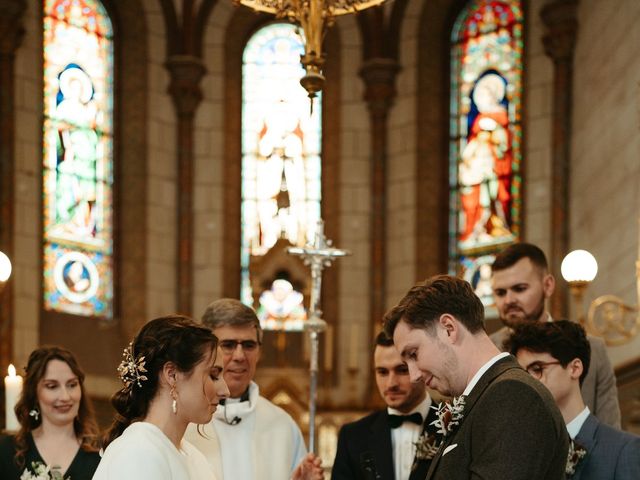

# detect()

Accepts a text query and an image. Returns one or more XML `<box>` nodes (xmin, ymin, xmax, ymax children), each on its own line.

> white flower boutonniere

<box><xmin>430</xmin><ymin>396</ymin><xmax>466</xmax><ymax>437</ymax></box>
<box><xmin>565</xmin><ymin>439</ymin><xmax>587</xmax><ymax>476</ymax></box>
<box><xmin>20</xmin><ymin>461</ymin><xmax>67</xmax><ymax>480</ymax></box>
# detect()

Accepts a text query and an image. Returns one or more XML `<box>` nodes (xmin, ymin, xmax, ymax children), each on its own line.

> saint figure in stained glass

<box><xmin>241</xmin><ymin>23</ymin><xmax>322</xmax><ymax>312</ymax></box>
<box><xmin>43</xmin><ymin>0</ymin><xmax>113</xmax><ymax>318</ymax></box>
<box><xmin>449</xmin><ymin>0</ymin><xmax>523</xmax><ymax>309</ymax></box>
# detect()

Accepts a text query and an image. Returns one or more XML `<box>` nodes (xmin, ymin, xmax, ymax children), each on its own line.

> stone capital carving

<box><xmin>541</xmin><ymin>0</ymin><xmax>579</xmax><ymax>63</ymax></box>
<box><xmin>165</xmin><ymin>55</ymin><xmax>206</xmax><ymax>118</ymax></box>
<box><xmin>0</xmin><ymin>0</ymin><xmax>27</xmax><ymax>56</ymax></box>
<box><xmin>359</xmin><ymin>58</ymin><xmax>400</xmax><ymax>119</ymax></box>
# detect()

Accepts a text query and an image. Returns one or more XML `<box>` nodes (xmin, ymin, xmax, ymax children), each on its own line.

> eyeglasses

<box><xmin>219</xmin><ymin>339</ymin><xmax>260</xmax><ymax>354</ymax></box>
<box><xmin>525</xmin><ymin>361</ymin><xmax>562</xmax><ymax>379</ymax></box>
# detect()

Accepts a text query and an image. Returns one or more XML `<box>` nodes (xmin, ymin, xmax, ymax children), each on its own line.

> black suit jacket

<box><xmin>426</xmin><ymin>355</ymin><xmax>569</xmax><ymax>480</ymax></box>
<box><xmin>332</xmin><ymin>406</ymin><xmax>437</xmax><ymax>480</ymax></box>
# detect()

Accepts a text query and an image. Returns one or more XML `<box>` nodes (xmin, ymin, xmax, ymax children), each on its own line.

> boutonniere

<box><xmin>431</xmin><ymin>396</ymin><xmax>466</xmax><ymax>437</ymax></box>
<box><xmin>20</xmin><ymin>461</ymin><xmax>66</xmax><ymax>480</ymax></box>
<box><xmin>565</xmin><ymin>439</ymin><xmax>588</xmax><ymax>476</ymax></box>
<box><xmin>413</xmin><ymin>432</ymin><xmax>442</xmax><ymax>462</ymax></box>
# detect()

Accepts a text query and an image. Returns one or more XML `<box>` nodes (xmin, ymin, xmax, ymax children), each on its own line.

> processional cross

<box><xmin>287</xmin><ymin>219</ymin><xmax>349</xmax><ymax>453</ymax></box>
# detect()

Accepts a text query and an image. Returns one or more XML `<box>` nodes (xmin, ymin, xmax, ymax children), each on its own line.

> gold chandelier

<box><xmin>236</xmin><ymin>0</ymin><xmax>386</xmax><ymax>101</ymax></box>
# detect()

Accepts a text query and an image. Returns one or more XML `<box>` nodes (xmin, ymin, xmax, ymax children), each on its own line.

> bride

<box><xmin>93</xmin><ymin>315</ymin><xmax>229</xmax><ymax>479</ymax></box>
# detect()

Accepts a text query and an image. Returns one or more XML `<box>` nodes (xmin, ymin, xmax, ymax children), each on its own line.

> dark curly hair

<box><xmin>102</xmin><ymin>314</ymin><xmax>218</xmax><ymax>448</ymax></box>
<box><xmin>13</xmin><ymin>346</ymin><xmax>99</xmax><ymax>469</ymax></box>
<box><xmin>506</xmin><ymin>320</ymin><xmax>591</xmax><ymax>385</ymax></box>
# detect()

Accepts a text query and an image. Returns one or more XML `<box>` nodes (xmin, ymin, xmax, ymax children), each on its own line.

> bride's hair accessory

<box><xmin>117</xmin><ymin>342</ymin><xmax>148</xmax><ymax>391</ymax></box>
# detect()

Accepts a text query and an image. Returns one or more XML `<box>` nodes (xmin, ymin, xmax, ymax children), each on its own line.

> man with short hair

<box><xmin>185</xmin><ymin>298</ymin><xmax>322</xmax><ymax>480</ymax></box>
<box><xmin>490</xmin><ymin>242</ymin><xmax>621</xmax><ymax>428</ymax></box>
<box><xmin>384</xmin><ymin>275</ymin><xmax>568</xmax><ymax>480</ymax></box>
<box><xmin>332</xmin><ymin>332</ymin><xmax>438</xmax><ymax>480</ymax></box>
<box><xmin>508</xmin><ymin>320</ymin><xmax>640</xmax><ymax>479</ymax></box>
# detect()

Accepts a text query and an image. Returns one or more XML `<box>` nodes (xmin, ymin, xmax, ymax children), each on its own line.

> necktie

<box><xmin>388</xmin><ymin>412</ymin><xmax>422</xmax><ymax>429</ymax></box>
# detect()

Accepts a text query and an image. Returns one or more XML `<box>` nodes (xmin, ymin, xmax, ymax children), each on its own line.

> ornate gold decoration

<box><xmin>235</xmin><ymin>0</ymin><xmax>386</xmax><ymax>103</ymax></box>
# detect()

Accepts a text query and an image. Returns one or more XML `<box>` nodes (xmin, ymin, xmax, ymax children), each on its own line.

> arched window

<box><xmin>241</xmin><ymin>23</ymin><xmax>322</xmax><ymax>316</ymax></box>
<box><xmin>43</xmin><ymin>0</ymin><xmax>114</xmax><ymax>318</ymax></box>
<box><xmin>449</xmin><ymin>0</ymin><xmax>523</xmax><ymax>308</ymax></box>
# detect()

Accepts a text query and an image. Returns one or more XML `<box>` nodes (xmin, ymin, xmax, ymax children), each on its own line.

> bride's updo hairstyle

<box><xmin>103</xmin><ymin>314</ymin><xmax>218</xmax><ymax>447</ymax></box>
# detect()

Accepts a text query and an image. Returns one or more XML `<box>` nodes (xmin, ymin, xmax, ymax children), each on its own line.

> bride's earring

<box><xmin>170</xmin><ymin>384</ymin><xmax>178</xmax><ymax>415</ymax></box>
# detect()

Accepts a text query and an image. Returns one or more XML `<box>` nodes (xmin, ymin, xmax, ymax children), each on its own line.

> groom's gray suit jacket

<box><xmin>572</xmin><ymin>413</ymin><xmax>640</xmax><ymax>479</ymax></box>
<box><xmin>426</xmin><ymin>355</ymin><xmax>568</xmax><ymax>480</ymax></box>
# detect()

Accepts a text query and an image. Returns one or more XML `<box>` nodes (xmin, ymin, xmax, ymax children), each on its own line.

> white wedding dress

<box><xmin>92</xmin><ymin>422</ymin><xmax>216</xmax><ymax>480</ymax></box>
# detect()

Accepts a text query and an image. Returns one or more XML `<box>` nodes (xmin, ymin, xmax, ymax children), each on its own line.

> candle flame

<box><xmin>8</xmin><ymin>364</ymin><xmax>16</xmax><ymax>376</ymax></box>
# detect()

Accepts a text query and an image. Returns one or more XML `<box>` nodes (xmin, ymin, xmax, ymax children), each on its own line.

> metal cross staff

<box><xmin>287</xmin><ymin>219</ymin><xmax>350</xmax><ymax>453</ymax></box>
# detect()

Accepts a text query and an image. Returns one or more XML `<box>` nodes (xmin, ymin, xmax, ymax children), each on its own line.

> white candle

<box><xmin>4</xmin><ymin>364</ymin><xmax>23</xmax><ymax>431</ymax></box>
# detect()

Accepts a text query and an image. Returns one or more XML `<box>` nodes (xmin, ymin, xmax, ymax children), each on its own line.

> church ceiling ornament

<box><xmin>235</xmin><ymin>0</ymin><xmax>387</xmax><ymax>106</ymax></box>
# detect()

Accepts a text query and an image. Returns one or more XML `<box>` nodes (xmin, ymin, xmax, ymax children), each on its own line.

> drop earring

<box><xmin>170</xmin><ymin>384</ymin><xmax>178</xmax><ymax>415</ymax></box>
<box><xmin>29</xmin><ymin>407</ymin><xmax>40</xmax><ymax>422</ymax></box>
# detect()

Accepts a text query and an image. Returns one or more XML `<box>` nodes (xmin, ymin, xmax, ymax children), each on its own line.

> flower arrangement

<box><xmin>430</xmin><ymin>396</ymin><xmax>466</xmax><ymax>437</ymax></box>
<box><xmin>413</xmin><ymin>432</ymin><xmax>441</xmax><ymax>461</ymax></box>
<box><xmin>20</xmin><ymin>462</ymin><xmax>67</xmax><ymax>480</ymax></box>
<box><xmin>565</xmin><ymin>439</ymin><xmax>587</xmax><ymax>476</ymax></box>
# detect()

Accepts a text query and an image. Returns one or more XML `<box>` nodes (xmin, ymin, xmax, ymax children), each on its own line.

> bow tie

<box><xmin>388</xmin><ymin>412</ymin><xmax>422</xmax><ymax>429</ymax></box>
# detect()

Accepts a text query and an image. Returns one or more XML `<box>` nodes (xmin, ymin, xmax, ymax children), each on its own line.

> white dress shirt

<box><xmin>566</xmin><ymin>407</ymin><xmax>590</xmax><ymax>440</ymax></box>
<box><xmin>388</xmin><ymin>395</ymin><xmax>432</xmax><ymax>480</ymax></box>
<box><xmin>462</xmin><ymin>352</ymin><xmax>510</xmax><ymax>397</ymax></box>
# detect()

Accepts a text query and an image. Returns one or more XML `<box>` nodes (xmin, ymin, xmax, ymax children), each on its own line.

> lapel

<box><xmin>572</xmin><ymin>414</ymin><xmax>599</xmax><ymax>480</ymax></box>
<box><xmin>369</xmin><ymin>411</ymin><xmax>395</xmax><ymax>480</ymax></box>
<box><xmin>425</xmin><ymin>356</ymin><xmax>522</xmax><ymax>480</ymax></box>
<box><xmin>408</xmin><ymin>404</ymin><xmax>438</xmax><ymax>480</ymax></box>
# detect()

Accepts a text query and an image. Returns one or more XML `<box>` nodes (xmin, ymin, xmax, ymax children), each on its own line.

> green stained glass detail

<box><xmin>43</xmin><ymin>0</ymin><xmax>114</xmax><ymax>318</ymax></box>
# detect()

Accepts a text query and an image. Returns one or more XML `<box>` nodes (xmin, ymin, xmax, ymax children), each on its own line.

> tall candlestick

<box><xmin>4</xmin><ymin>364</ymin><xmax>23</xmax><ymax>431</ymax></box>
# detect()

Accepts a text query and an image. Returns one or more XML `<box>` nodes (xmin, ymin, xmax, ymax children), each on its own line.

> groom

<box><xmin>384</xmin><ymin>275</ymin><xmax>568</xmax><ymax>479</ymax></box>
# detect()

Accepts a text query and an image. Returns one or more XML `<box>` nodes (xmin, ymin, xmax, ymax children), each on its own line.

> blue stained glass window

<box><xmin>43</xmin><ymin>0</ymin><xmax>114</xmax><ymax>317</ymax></box>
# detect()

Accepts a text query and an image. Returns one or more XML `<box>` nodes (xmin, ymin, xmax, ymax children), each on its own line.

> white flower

<box><xmin>430</xmin><ymin>396</ymin><xmax>466</xmax><ymax>437</ymax></box>
<box><xmin>20</xmin><ymin>462</ymin><xmax>67</xmax><ymax>480</ymax></box>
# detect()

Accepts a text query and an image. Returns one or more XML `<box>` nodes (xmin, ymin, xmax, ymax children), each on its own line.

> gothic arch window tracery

<box><xmin>449</xmin><ymin>0</ymin><xmax>524</xmax><ymax>309</ymax></box>
<box><xmin>241</xmin><ymin>22</ymin><xmax>322</xmax><ymax>323</ymax></box>
<box><xmin>43</xmin><ymin>0</ymin><xmax>114</xmax><ymax>318</ymax></box>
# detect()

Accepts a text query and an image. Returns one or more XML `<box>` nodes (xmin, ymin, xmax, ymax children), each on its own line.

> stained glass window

<box><xmin>449</xmin><ymin>0</ymin><xmax>523</xmax><ymax>308</ymax></box>
<box><xmin>241</xmin><ymin>23</ymin><xmax>322</xmax><ymax>316</ymax></box>
<box><xmin>43</xmin><ymin>0</ymin><xmax>114</xmax><ymax>318</ymax></box>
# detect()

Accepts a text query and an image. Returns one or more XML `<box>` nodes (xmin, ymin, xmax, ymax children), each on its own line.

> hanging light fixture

<box><xmin>236</xmin><ymin>0</ymin><xmax>387</xmax><ymax>103</ymax></box>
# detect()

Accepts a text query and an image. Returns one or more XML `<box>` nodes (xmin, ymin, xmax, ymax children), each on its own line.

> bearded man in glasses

<box><xmin>185</xmin><ymin>298</ymin><xmax>322</xmax><ymax>480</ymax></box>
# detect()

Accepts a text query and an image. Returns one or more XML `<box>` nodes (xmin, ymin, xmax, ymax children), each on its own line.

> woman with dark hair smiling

<box><xmin>0</xmin><ymin>346</ymin><xmax>101</xmax><ymax>479</ymax></box>
<box><xmin>93</xmin><ymin>314</ymin><xmax>229</xmax><ymax>480</ymax></box>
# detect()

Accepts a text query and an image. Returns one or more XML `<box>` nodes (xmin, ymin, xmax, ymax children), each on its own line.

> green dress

<box><xmin>0</xmin><ymin>433</ymin><xmax>100</xmax><ymax>480</ymax></box>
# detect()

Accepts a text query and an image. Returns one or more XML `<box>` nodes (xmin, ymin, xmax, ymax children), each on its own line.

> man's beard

<box><xmin>501</xmin><ymin>297</ymin><xmax>546</xmax><ymax>328</ymax></box>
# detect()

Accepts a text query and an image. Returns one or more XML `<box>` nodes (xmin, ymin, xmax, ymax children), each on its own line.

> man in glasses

<box><xmin>507</xmin><ymin>320</ymin><xmax>640</xmax><ymax>479</ymax></box>
<box><xmin>332</xmin><ymin>331</ymin><xmax>437</xmax><ymax>480</ymax></box>
<box><xmin>490</xmin><ymin>242</ymin><xmax>620</xmax><ymax>428</ymax></box>
<box><xmin>186</xmin><ymin>298</ymin><xmax>321</xmax><ymax>480</ymax></box>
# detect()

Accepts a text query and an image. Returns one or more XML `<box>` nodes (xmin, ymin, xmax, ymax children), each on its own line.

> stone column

<box><xmin>0</xmin><ymin>0</ymin><xmax>26</xmax><ymax>369</ymax></box>
<box><xmin>541</xmin><ymin>0</ymin><xmax>579</xmax><ymax>319</ymax></box>
<box><xmin>359</xmin><ymin>57</ymin><xmax>399</xmax><ymax>341</ymax></box>
<box><xmin>166</xmin><ymin>55</ymin><xmax>206</xmax><ymax>316</ymax></box>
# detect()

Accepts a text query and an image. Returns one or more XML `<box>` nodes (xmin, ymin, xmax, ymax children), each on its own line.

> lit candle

<box><xmin>4</xmin><ymin>364</ymin><xmax>23</xmax><ymax>431</ymax></box>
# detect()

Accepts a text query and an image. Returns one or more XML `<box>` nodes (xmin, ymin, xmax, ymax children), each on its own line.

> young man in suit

<box><xmin>490</xmin><ymin>242</ymin><xmax>621</xmax><ymax>428</ymax></box>
<box><xmin>384</xmin><ymin>275</ymin><xmax>568</xmax><ymax>480</ymax></box>
<box><xmin>508</xmin><ymin>320</ymin><xmax>640</xmax><ymax>479</ymax></box>
<box><xmin>332</xmin><ymin>332</ymin><xmax>438</xmax><ymax>480</ymax></box>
